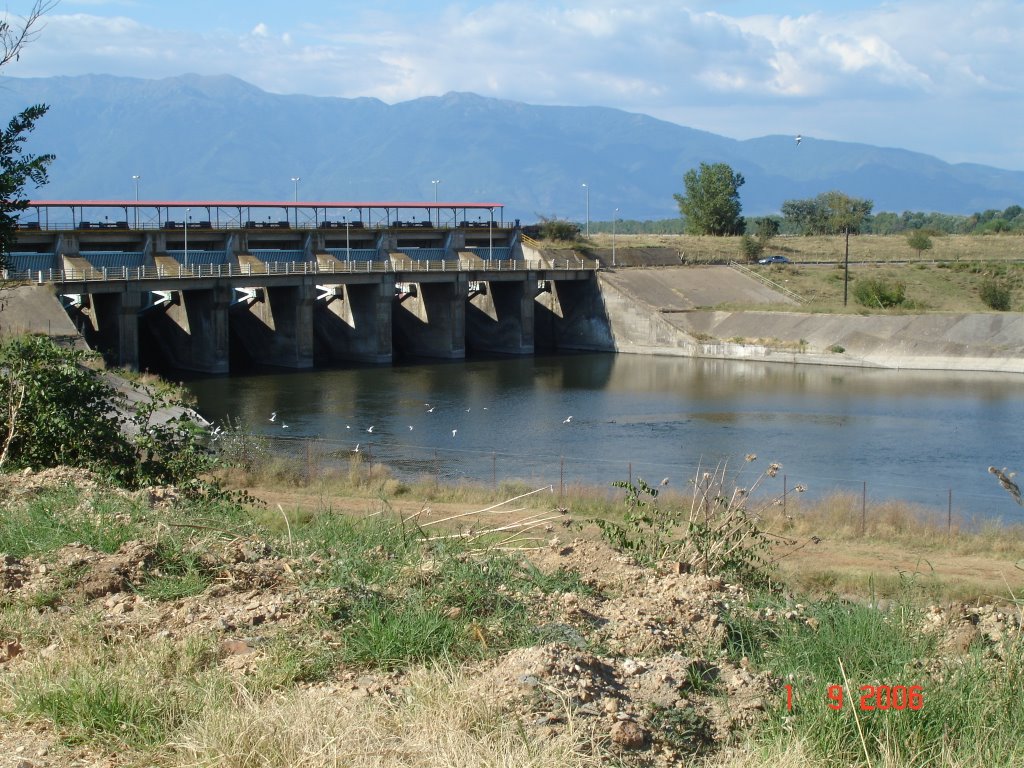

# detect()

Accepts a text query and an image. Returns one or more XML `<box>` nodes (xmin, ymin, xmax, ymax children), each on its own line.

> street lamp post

<box><xmin>344</xmin><ymin>215</ymin><xmax>350</xmax><ymax>263</ymax></box>
<box><xmin>132</xmin><ymin>175</ymin><xmax>140</xmax><ymax>228</ymax></box>
<box><xmin>581</xmin><ymin>183</ymin><xmax>590</xmax><ymax>238</ymax></box>
<box><xmin>291</xmin><ymin>176</ymin><xmax>300</xmax><ymax>227</ymax></box>
<box><xmin>184</xmin><ymin>207</ymin><xmax>189</xmax><ymax>270</ymax></box>
<box><xmin>431</xmin><ymin>179</ymin><xmax>440</xmax><ymax>227</ymax></box>
<box><xmin>612</xmin><ymin>208</ymin><xmax>618</xmax><ymax>267</ymax></box>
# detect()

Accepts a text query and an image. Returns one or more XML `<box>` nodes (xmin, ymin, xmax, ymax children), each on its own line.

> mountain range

<box><xmin>1</xmin><ymin>73</ymin><xmax>1022</xmax><ymax>222</ymax></box>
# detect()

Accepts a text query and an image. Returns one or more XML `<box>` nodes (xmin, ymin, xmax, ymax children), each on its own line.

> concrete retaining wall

<box><xmin>597</xmin><ymin>270</ymin><xmax>1024</xmax><ymax>374</ymax></box>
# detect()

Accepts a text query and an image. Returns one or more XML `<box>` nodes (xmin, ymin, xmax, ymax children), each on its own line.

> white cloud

<box><xmin>1</xmin><ymin>0</ymin><xmax>1022</xmax><ymax>168</ymax></box>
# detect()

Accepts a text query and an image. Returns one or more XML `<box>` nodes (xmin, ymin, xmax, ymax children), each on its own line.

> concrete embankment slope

<box><xmin>598</xmin><ymin>267</ymin><xmax>1024</xmax><ymax>373</ymax></box>
<box><xmin>0</xmin><ymin>284</ymin><xmax>88</xmax><ymax>349</ymax></box>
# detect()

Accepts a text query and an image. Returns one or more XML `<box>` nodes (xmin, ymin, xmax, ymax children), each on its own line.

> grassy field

<box><xmin>222</xmin><ymin>455</ymin><xmax>1024</xmax><ymax>605</ymax></box>
<box><xmin>562</xmin><ymin>233</ymin><xmax>1024</xmax><ymax>312</ymax></box>
<box><xmin>582</xmin><ymin>232</ymin><xmax>1024</xmax><ymax>264</ymax></box>
<box><xmin>2</xmin><ymin>463</ymin><xmax>1023</xmax><ymax>767</ymax></box>
<box><xmin>736</xmin><ymin>260</ymin><xmax>1024</xmax><ymax>313</ymax></box>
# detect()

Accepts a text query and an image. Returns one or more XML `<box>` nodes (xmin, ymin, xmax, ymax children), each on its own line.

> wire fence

<box><xmin>258</xmin><ymin>434</ymin><xmax>1024</xmax><ymax>532</ymax></box>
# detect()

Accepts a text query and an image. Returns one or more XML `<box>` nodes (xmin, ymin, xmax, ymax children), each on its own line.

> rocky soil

<box><xmin>1</xmin><ymin>468</ymin><xmax>1022</xmax><ymax>767</ymax></box>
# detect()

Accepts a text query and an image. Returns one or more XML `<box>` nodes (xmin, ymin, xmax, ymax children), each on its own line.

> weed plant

<box><xmin>593</xmin><ymin>461</ymin><xmax>782</xmax><ymax>583</ymax></box>
<box><xmin>0</xmin><ymin>485</ymin><xmax>144</xmax><ymax>557</ymax></box>
<box><xmin>726</xmin><ymin>591</ymin><xmax>1024</xmax><ymax>767</ymax></box>
<box><xmin>275</xmin><ymin>505</ymin><xmax>595</xmax><ymax>671</ymax></box>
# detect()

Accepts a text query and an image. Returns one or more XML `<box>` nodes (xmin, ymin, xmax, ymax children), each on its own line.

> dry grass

<box><xmin>728</xmin><ymin>260</ymin><xmax>1024</xmax><ymax>312</ymax></box>
<box><xmin>764</xmin><ymin>492</ymin><xmax>1024</xmax><ymax>556</ymax></box>
<box><xmin>585</xmin><ymin>232</ymin><xmax>1024</xmax><ymax>264</ymax></box>
<box><xmin>174</xmin><ymin>664</ymin><xmax>605</xmax><ymax>768</ymax></box>
<box><xmin>232</xmin><ymin>461</ymin><xmax>1024</xmax><ymax>604</ymax></box>
<box><xmin>714</xmin><ymin>738</ymin><xmax>973</xmax><ymax>768</ymax></box>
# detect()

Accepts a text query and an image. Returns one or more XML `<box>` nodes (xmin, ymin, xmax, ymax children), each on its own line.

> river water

<box><xmin>185</xmin><ymin>353</ymin><xmax>1024</xmax><ymax>524</ymax></box>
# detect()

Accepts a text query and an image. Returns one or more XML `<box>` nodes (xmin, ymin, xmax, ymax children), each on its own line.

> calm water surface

<box><xmin>185</xmin><ymin>354</ymin><xmax>1024</xmax><ymax>523</ymax></box>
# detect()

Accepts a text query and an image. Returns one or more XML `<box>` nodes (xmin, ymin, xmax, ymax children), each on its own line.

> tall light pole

<box><xmin>612</xmin><ymin>207</ymin><xmax>618</xmax><ymax>268</ymax></box>
<box><xmin>132</xmin><ymin>175</ymin><xmax>140</xmax><ymax>228</ymax></box>
<box><xmin>184</xmin><ymin>207</ymin><xmax>189</xmax><ymax>270</ymax></box>
<box><xmin>431</xmin><ymin>179</ymin><xmax>440</xmax><ymax>227</ymax></box>
<box><xmin>291</xmin><ymin>176</ymin><xmax>300</xmax><ymax>227</ymax></box>
<box><xmin>343</xmin><ymin>214</ymin><xmax>351</xmax><ymax>263</ymax></box>
<box><xmin>581</xmin><ymin>182</ymin><xmax>590</xmax><ymax>238</ymax></box>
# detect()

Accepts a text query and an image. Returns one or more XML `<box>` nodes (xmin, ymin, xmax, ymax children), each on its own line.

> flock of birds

<box><xmin>263</xmin><ymin>402</ymin><xmax>576</xmax><ymax>454</ymax></box>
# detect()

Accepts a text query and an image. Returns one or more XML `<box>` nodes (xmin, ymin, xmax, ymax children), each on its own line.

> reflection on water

<box><xmin>184</xmin><ymin>354</ymin><xmax>1024</xmax><ymax>522</ymax></box>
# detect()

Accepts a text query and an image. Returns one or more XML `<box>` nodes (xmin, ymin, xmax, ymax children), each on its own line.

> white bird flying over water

<box><xmin>367</xmin><ymin>426</ymin><xmax>375</xmax><ymax>433</ymax></box>
<box><xmin>269</xmin><ymin>412</ymin><xmax>277</xmax><ymax>422</ymax></box>
<box><xmin>795</xmin><ymin>134</ymin><xmax>802</xmax><ymax>146</ymax></box>
<box><xmin>452</xmin><ymin>429</ymin><xmax>457</xmax><ymax>437</ymax></box>
<box><xmin>563</xmin><ymin>416</ymin><xmax>573</xmax><ymax>424</ymax></box>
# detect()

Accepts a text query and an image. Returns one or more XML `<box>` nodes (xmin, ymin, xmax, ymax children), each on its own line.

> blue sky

<box><xmin>4</xmin><ymin>0</ymin><xmax>1023</xmax><ymax>170</ymax></box>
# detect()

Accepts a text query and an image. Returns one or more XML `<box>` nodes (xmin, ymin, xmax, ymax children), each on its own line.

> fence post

<box><xmin>861</xmin><ymin>481</ymin><xmax>867</xmax><ymax>537</ymax></box>
<box><xmin>783</xmin><ymin>474</ymin><xmax>787</xmax><ymax>515</ymax></box>
<box><xmin>560</xmin><ymin>456</ymin><xmax>565</xmax><ymax>499</ymax></box>
<box><xmin>628</xmin><ymin>462</ymin><xmax>632</xmax><ymax>487</ymax></box>
<box><xmin>947</xmin><ymin>489</ymin><xmax>953</xmax><ymax>539</ymax></box>
<box><xmin>492</xmin><ymin>451</ymin><xmax>496</xmax><ymax>489</ymax></box>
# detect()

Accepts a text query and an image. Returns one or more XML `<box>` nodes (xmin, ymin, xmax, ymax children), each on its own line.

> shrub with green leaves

<box><xmin>852</xmin><ymin>277</ymin><xmax>907</xmax><ymax>308</ymax></box>
<box><xmin>537</xmin><ymin>216</ymin><xmax>580</xmax><ymax>241</ymax></box>
<box><xmin>0</xmin><ymin>335</ymin><xmax>215</xmax><ymax>490</ymax></box>
<box><xmin>979</xmin><ymin>278</ymin><xmax>1012</xmax><ymax>310</ymax></box>
<box><xmin>0</xmin><ymin>335</ymin><xmax>134</xmax><ymax>479</ymax></box>
<box><xmin>740</xmin><ymin>233</ymin><xmax>764</xmax><ymax>263</ymax></box>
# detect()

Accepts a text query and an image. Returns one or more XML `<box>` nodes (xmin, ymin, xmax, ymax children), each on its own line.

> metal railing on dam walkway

<box><xmin>5</xmin><ymin>257</ymin><xmax>598</xmax><ymax>285</ymax></box>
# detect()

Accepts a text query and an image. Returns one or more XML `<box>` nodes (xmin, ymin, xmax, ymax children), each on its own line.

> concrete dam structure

<box><xmin>4</xmin><ymin>200</ymin><xmax>603</xmax><ymax>372</ymax></box>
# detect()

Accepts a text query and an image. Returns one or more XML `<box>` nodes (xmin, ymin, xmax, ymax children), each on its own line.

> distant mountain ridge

<box><xmin>0</xmin><ymin>73</ymin><xmax>1021</xmax><ymax>221</ymax></box>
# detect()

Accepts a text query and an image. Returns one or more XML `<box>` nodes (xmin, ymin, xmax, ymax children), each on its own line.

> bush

<box><xmin>0</xmin><ymin>334</ymin><xmax>214</xmax><ymax>490</ymax></box>
<box><xmin>852</xmin><ymin>278</ymin><xmax>906</xmax><ymax>308</ymax></box>
<box><xmin>979</xmin><ymin>279</ymin><xmax>1012</xmax><ymax>310</ymax></box>
<box><xmin>739</xmin><ymin>234</ymin><xmax>764</xmax><ymax>263</ymax></box>
<box><xmin>537</xmin><ymin>217</ymin><xmax>580</xmax><ymax>241</ymax></box>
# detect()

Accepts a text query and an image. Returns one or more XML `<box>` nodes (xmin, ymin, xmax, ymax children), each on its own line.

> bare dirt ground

<box><xmin>2</xmin><ymin>471</ymin><xmax>1022</xmax><ymax>767</ymax></box>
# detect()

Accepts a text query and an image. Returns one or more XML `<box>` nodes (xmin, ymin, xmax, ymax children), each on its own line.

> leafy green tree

<box><xmin>823</xmin><ymin>191</ymin><xmax>873</xmax><ymax>235</ymax></box>
<box><xmin>674</xmin><ymin>162</ymin><xmax>746</xmax><ymax>236</ymax></box>
<box><xmin>0</xmin><ymin>1</ymin><xmax>58</xmax><ymax>270</ymax></box>
<box><xmin>906</xmin><ymin>229</ymin><xmax>933</xmax><ymax>257</ymax></box>
<box><xmin>752</xmin><ymin>216</ymin><xmax>780</xmax><ymax>240</ymax></box>
<box><xmin>0</xmin><ymin>105</ymin><xmax>54</xmax><ymax>268</ymax></box>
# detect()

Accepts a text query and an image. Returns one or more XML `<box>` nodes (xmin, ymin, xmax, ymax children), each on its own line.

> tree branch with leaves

<box><xmin>0</xmin><ymin>1</ymin><xmax>58</xmax><ymax>270</ymax></box>
<box><xmin>674</xmin><ymin>162</ymin><xmax>746</xmax><ymax>236</ymax></box>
